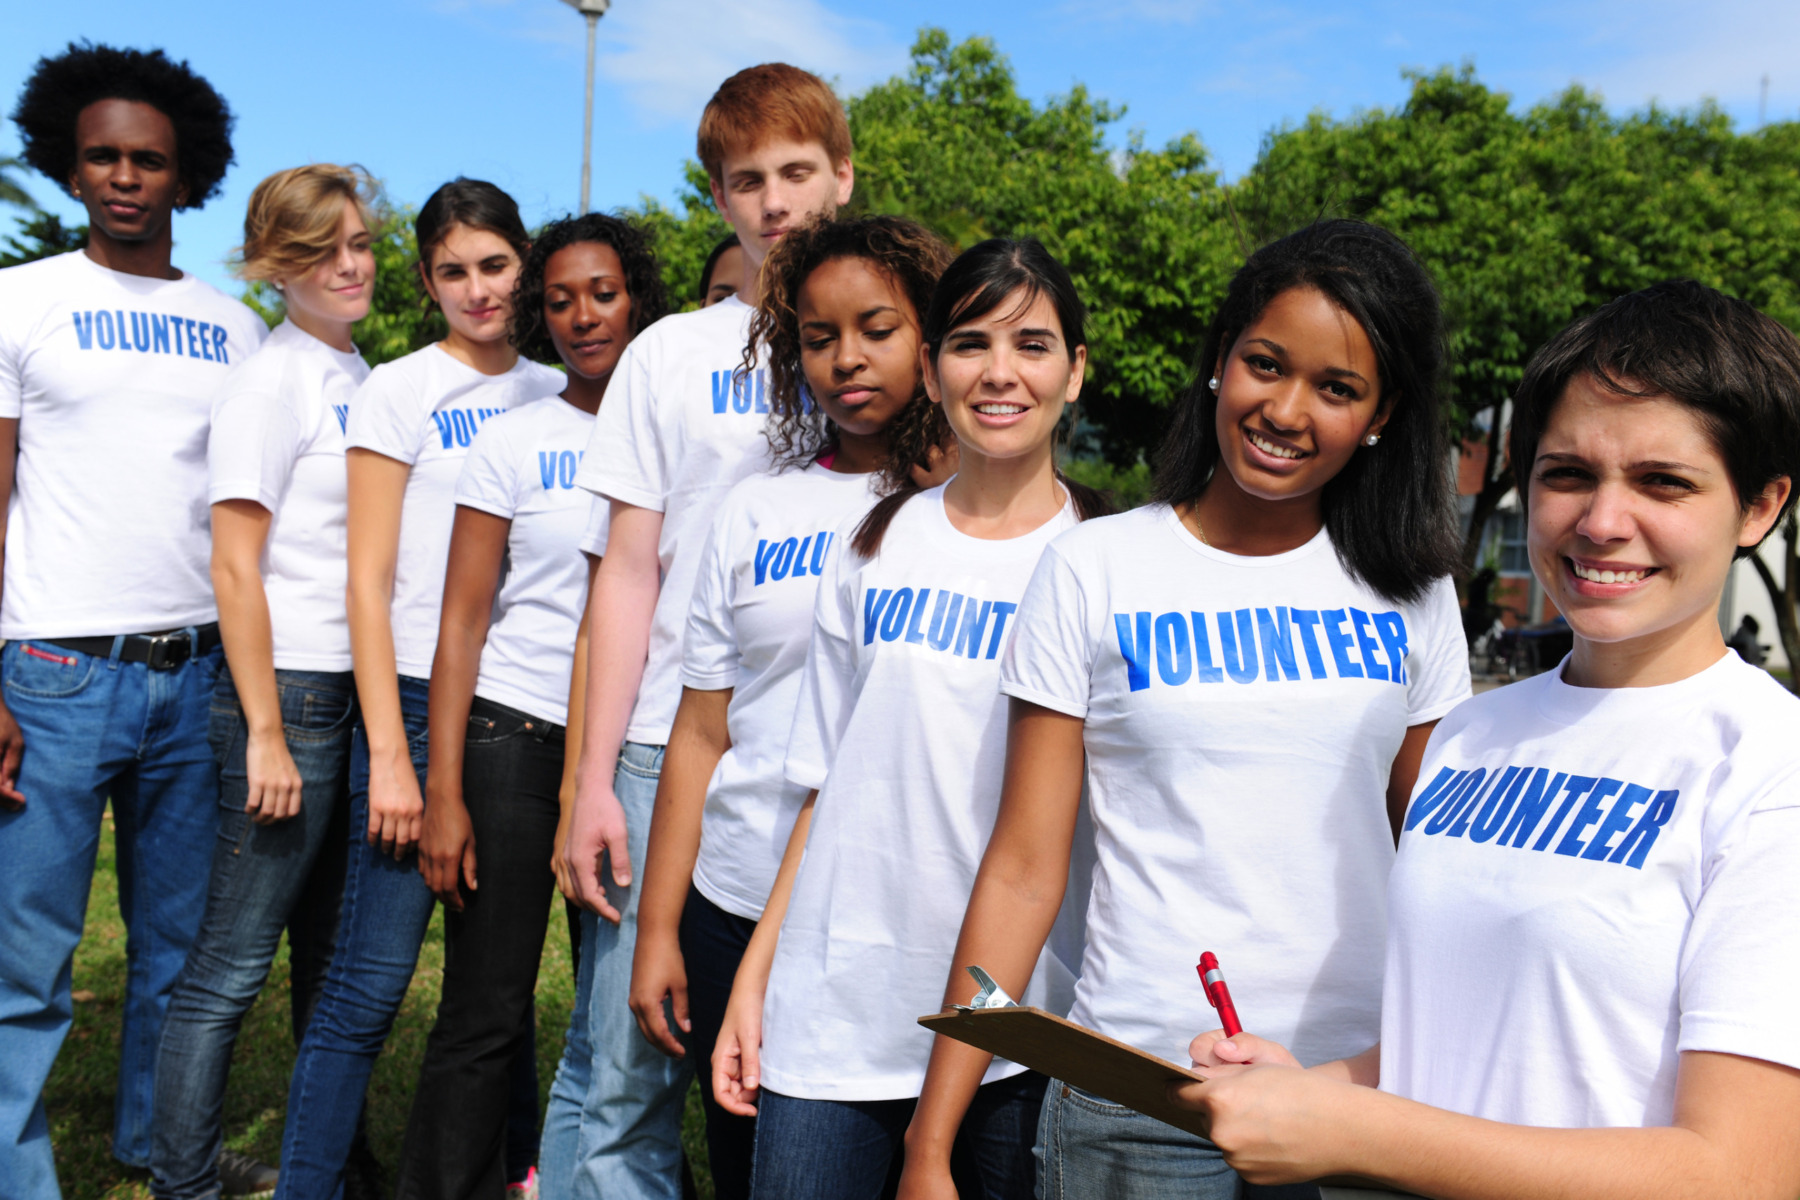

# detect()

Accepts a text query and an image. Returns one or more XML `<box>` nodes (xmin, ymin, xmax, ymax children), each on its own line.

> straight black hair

<box><xmin>1152</xmin><ymin>219</ymin><xmax>1460</xmax><ymax>603</ymax></box>
<box><xmin>852</xmin><ymin>236</ymin><xmax>1112</xmax><ymax>557</ymax></box>
<box><xmin>415</xmin><ymin>177</ymin><xmax>530</xmax><ymax>277</ymax></box>
<box><xmin>1510</xmin><ymin>279</ymin><xmax>1800</xmax><ymax>556</ymax></box>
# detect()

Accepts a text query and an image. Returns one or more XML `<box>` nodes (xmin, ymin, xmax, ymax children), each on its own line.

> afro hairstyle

<box><xmin>11</xmin><ymin>41</ymin><xmax>235</xmax><ymax>210</ymax></box>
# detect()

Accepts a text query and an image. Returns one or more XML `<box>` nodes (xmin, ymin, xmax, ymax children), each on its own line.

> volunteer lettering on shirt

<box><xmin>1002</xmin><ymin>504</ymin><xmax>1470</xmax><ymax>1067</ymax></box>
<box><xmin>1381</xmin><ymin>652</ymin><xmax>1800</xmax><ymax>1130</ymax></box>
<box><xmin>575</xmin><ymin>294</ymin><xmax>770</xmax><ymax>744</ymax></box>
<box><xmin>682</xmin><ymin>464</ymin><xmax>879</xmax><ymax>923</ymax></box>
<box><xmin>0</xmin><ymin>251</ymin><xmax>268</xmax><ymax>639</ymax></box>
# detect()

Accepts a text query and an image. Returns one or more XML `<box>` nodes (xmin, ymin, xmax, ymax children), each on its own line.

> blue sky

<box><xmin>4</xmin><ymin>0</ymin><xmax>1796</xmax><ymax>291</ymax></box>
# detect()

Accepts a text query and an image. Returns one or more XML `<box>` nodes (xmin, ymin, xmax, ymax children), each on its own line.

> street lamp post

<box><xmin>559</xmin><ymin>0</ymin><xmax>611</xmax><ymax>213</ymax></box>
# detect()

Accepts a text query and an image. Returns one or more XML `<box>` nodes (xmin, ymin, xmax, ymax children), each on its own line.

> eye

<box><xmin>803</xmin><ymin>336</ymin><xmax>835</xmax><ymax>353</ymax></box>
<box><xmin>596</xmin><ymin>291</ymin><xmax>618</xmax><ymax>304</ymax></box>
<box><xmin>546</xmin><ymin>298</ymin><xmax>571</xmax><ymax>312</ymax></box>
<box><xmin>865</xmin><ymin>326</ymin><xmax>897</xmax><ymax>341</ymax></box>
<box><xmin>1245</xmin><ymin>353</ymin><xmax>1280</xmax><ymax>375</ymax></box>
<box><xmin>1535</xmin><ymin>465</ymin><xmax>1591</xmax><ymax>488</ymax></box>
<box><xmin>1642</xmin><ymin>472</ymin><xmax>1697</xmax><ymax>494</ymax></box>
<box><xmin>1320</xmin><ymin>380</ymin><xmax>1360</xmax><ymax>402</ymax></box>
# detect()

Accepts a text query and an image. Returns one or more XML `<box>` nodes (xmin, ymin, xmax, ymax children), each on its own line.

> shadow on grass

<box><xmin>46</xmin><ymin>810</ymin><xmax>714</xmax><ymax>1199</ymax></box>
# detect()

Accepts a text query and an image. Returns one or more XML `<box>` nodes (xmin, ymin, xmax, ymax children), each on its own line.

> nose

<box><xmin>109</xmin><ymin>155</ymin><xmax>142</xmax><ymax>192</ymax></box>
<box><xmin>832</xmin><ymin>331</ymin><xmax>865</xmax><ymax>377</ymax></box>
<box><xmin>1575</xmin><ymin>479</ymin><xmax>1638</xmax><ymax>545</ymax></box>
<box><xmin>570</xmin><ymin>294</ymin><xmax>600</xmax><ymax>332</ymax></box>
<box><xmin>981</xmin><ymin>343</ymin><xmax>1023</xmax><ymax>389</ymax></box>
<box><xmin>761</xmin><ymin>180</ymin><xmax>790</xmax><ymax>222</ymax></box>
<box><xmin>1258</xmin><ymin>377</ymin><xmax>1309</xmax><ymax>433</ymax></box>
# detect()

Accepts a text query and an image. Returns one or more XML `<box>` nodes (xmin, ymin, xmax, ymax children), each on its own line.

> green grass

<box><xmin>46</xmin><ymin>809</ymin><xmax>713</xmax><ymax>1199</ymax></box>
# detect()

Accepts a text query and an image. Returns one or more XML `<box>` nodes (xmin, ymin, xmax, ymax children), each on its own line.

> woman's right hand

<box><xmin>712</xmin><ymin>980</ymin><xmax>765</xmax><ymax>1117</ymax></box>
<box><xmin>894</xmin><ymin>1155</ymin><xmax>960</xmax><ymax>1200</ymax></box>
<box><xmin>0</xmin><ymin>693</ymin><xmax>26</xmax><ymax>811</ymax></box>
<box><xmin>418</xmin><ymin>787</ymin><xmax>476</xmax><ymax>910</ymax></box>
<box><xmin>367</xmin><ymin>748</ymin><xmax>425</xmax><ymax>859</ymax></box>
<box><xmin>1189</xmin><ymin>1030</ymin><xmax>1304</xmax><ymax>1076</ymax></box>
<box><xmin>244</xmin><ymin>727</ymin><xmax>304</xmax><ymax>825</ymax></box>
<box><xmin>629</xmin><ymin>929</ymin><xmax>691</xmax><ymax>1058</ymax></box>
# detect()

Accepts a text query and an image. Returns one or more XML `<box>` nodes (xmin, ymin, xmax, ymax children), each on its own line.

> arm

<box><xmin>564</xmin><ymin>500</ymin><xmax>664</xmax><ymax>920</ymax></box>
<box><xmin>897</xmin><ymin>701</ymin><xmax>1086</xmax><ymax>1198</ymax></box>
<box><xmin>712</xmin><ymin>787</ymin><xmax>816</xmax><ymax>1117</ymax></box>
<box><xmin>345</xmin><ymin>447</ymin><xmax>421</xmax><ymax>858</ymax></box>
<box><xmin>1175</xmin><ymin>1049</ymin><xmax>1800</xmax><ymax>1200</ymax></box>
<box><xmin>629</xmin><ymin>685</ymin><xmax>732</xmax><ymax>1057</ymax></box>
<box><xmin>554</xmin><ymin>553</ymin><xmax>599</xmax><ymax>903</ymax></box>
<box><xmin>1386</xmin><ymin>720</ymin><xmax>1439</xmax><ymax>842</ymax></box>
<box><xmin>419</xmin><ymin>504</ymin><xmax>509</xmax><ymax>910</ymax></box>
<box><xmin>211</xmin><ymin>499</ymin><xmax>303</xmax><ymax>825</ymax></box>
<box><xmin>0</xmin><ymin>418</ymin><xmax>25</xmax><ymax>809</ymax></box>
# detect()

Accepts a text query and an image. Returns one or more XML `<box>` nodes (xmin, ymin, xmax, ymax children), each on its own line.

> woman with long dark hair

<box><xmin>900</xmin><ymin>219</ymin><xmax>1472</xmax><ymax>1200</ymax></box>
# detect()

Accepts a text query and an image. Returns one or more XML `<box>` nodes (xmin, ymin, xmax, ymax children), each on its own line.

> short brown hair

<box><xmin>696</xmin><ymin>63</ymin><xmax>851</xmax><ymax>183</ymax></box>
<box><xmin>237</xmin><ymin>163</ymin><xmax>374</xmax><ymax>283</ymax></box>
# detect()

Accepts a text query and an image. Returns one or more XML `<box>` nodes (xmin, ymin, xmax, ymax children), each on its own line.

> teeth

<box><xmin>1247</xmin><ymin>431</ymin><xmax>1302</xmax><ymax>460</ymax></box>
<box><xmin>975</xmin><ymin>404</ymin><xmax>1026</xmax><ymax>415</ymax></box>
<box><xmin>1572</xmin><ymin>562</ymin><xmax>1649</xmax><ymax>584</ymax></box>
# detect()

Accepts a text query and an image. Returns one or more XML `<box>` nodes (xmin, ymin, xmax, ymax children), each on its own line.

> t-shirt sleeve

<box><xmin>1000</xmin><ymin>543</ymin><xmax>1095</xmax><ymax>719</ymax></box>
<box><xmin>579</xmin><ymin>495</ymin><xmax>611</xmax><ymax>558</ymax></box>
<box><xmin>1403</xmin><ymin>575</ymin><xmax>1473</xmax><ymax>726</ymax></box>
<box><xmin>454</xmin><ymin>415</ymin><xmax>518</xmax><ymax>519</ymax></box>
<box><xmin>575</xmin><ymin>338</ymin><xmax>665</xmax><ymax>511</ymax></box>
<box><xmin>784</xmin><ymin>534</ymin><xmax>862</xmax><ymax>791</ymax></box>
<box><xmin>680</xmin><ymin>504</ymin><xmax>743</xmax><ymax>691</ymax></box>
<box><xmin>0</xmin><ymin>297</ymin><xmax>23</xmax><ymax>419</ymax></box>
<box><xmin>207</xmin><ymin>361</ymin><xmax>302</xmax><ymax>511</ymax></box>
<box><xmin>1678</xmin><ymin>789</ymin><xmax>1800</xmax><ymax>1070</ymax></box>
<box><xmin>344</xmin><ymin>363</ymin><xmax>425</xmax><ymax>464</ymax></box>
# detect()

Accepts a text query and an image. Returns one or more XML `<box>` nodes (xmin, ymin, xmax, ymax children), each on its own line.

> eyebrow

<box><xmin>1535</xmin><ymin>452</ymin><xmax>1706</xmax><ymax>472</ymax></box>
<box><xmin>1243</xmin><ymin>336</ymin><xmax>1369</xmax><ymax>386</ymax></box>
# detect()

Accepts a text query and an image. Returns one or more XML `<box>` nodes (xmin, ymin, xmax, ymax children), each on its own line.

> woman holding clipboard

<box><xmin>1173</xmin><ymin>281</ymin><xmax>1800</xmax><ymax>1200</ymax></box>
<box><xmin>900</xmin><ymin>220</ymin><xmax>1472</xmax><ymax>1200</ymax></box>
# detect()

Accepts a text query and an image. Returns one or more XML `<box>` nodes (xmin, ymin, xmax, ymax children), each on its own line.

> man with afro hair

<box><xmin>0</xmin><ymin>42</ymin><xmax>266</xmax><ymax>1198</ymax></box>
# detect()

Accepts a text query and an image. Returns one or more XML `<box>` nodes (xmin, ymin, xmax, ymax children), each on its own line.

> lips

<box><xmin>1244</xmin><ymin>428</ymin><xmax>1306</xmax><ymax>462</ymax></box>
<box><xmin>1567</xmin><ymin>557</ymin><xmax>1657</xmax><ymax>588</ymax></box>
<box><xmin>833</xmin><ymin>387</ymin><xmax>877</xmax><ymax>407</ymax></box>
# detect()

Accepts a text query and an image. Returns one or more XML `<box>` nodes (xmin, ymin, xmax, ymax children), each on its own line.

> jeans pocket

<box><xmin>281</xmin><ymin>684</ymin><xmax>356</xmax><ymax>741</ymax></box>
<box><xmin>3</xmin><ymin>642</ymin><xmax>99</xmax><ymax>699</ymax></box>
<box><xmin>465</xmin><ymin>707</ymin><xmax>531</xmax><ymax>746</ymax></box>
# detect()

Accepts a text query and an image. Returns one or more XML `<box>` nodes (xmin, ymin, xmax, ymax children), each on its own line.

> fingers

<box><xmin>462</xmin><ymin>842</ymin><xmax>479</xmax><ymax>895</ymax></box>
<box><xmin>631</xmin><ymin>990</ymin><xmax>687</xmax><ymax>1059</ymax></box>
<box><xmin>712</xmin><ymin>1034</ymin><xmax>760</xmax><ymax>1118</ymax></box>
<box><xmin>671</xmin><ymin>979</ymin><xmax>692</xmax><ymax>1037</ymax></box>
<box><xmin>0</xmin><ymin>728</ymin><xmax>24</xmax><ymax>809</ymax></box>
<box><xmin>603</xmin><ymin>820</ymin><xmax>633</xmax><ymax>889</ymax></box>
<box><xmin>1168</xmin><ymin>1078</ymin><xmax>1212</xmax><ymax>1119</ymax></box>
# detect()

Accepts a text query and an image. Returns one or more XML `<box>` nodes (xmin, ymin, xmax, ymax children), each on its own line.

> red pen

<box><xmin>1197</xmin><ymin>951</ymin><xmax>1242</xmax><ymax>1038</ymax></box>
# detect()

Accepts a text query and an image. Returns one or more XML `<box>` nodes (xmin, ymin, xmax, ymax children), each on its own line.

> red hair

<box><xmin>697</xmin><ymin>63</ymin><xmax>852</xmax><ymax>183</ymax></box>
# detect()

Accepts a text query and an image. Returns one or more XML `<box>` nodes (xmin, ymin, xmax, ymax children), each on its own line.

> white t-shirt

<box><xmin>207</xmin><ymin>320</ymin><xmax>368</xmax><ymax>671</ymax></box>
<box><xmin>345</xmin><ymin>344</ymin><xmax>563</xmax><ymax>677</ymax></box>
<box><xmin>455</xmin><ymin>396</ymin><xmax>595</xmax><ymax>725</ymax></box>
<box><xmin>0</xmin><ymin>251</ymin><xmax>267</xmax><ymax>637</ymax></box>
<box><xmin>575</xmin><ymin>296</ymin><xmax>768</xmax><ymax>745</ymax></box>
<box><xmin>761</xmin><ymin>485</ymin><xmax>1082</xmax><ymax>1101</ymax></box>
<box><xmin>1002</xmin><ymin>505</ymin><xmax>1470</xmax><ymax>1067</ymax></box>
<box><xmin>682</xmin><ymin>463</ymin><xmax>879</xmax><ymax>921</ymax></box>
<box><xmin>1380</xmin><ymin>651</ymin><xmax>1800</xmax><ymax>1128</ymax></box>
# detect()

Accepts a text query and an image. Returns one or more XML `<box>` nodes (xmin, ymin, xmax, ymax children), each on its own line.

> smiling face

<box><xmin>925</xmin><ymin>286</ymin><xmax>1084</xmax><ymax>465</ymax></box>
<box><xmin>281</xmin><ymin>197</ymin><xmax>375</xmax><ymax>336</ymax></box>
<box><xmin>543</xmin><ymin>239</ymin><xmax>633</xmax><ymax>382</ymax></box>
<box><xmin>422</xmin><ymin>223</ymin><xmax>522</xmax><ymax>345</ymax></box>
<box><xmin>797</xmin><ymin>255</ymin><xmax>922</xmax><ymax>466</ymax></box>
<box><xmin>1211</xmin><ymin>285</ymin><xmax>1388</xmax><ymax>512</ymax></box>
<box><xmin>70</xmin><ymin>98</ymin><xmax>184</xmax><ymax>247</ymax></box>
<box><xmin>1528</xmin><ymin>373</ymin><xmax>1788</xmax><ymax>682</ymax></box>
<box><xmin>708</xmin><ymin>138</ymin><xmax>852</xmax><ymax>270</ymax></box>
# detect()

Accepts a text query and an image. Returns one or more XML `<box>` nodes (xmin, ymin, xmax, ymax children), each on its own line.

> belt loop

<box><xmin>107</xmin><ymin>635</ymin><xmax>125</xmax><ymax>669</ymax></box>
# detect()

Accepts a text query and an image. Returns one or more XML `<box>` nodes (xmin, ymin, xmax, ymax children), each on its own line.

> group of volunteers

<box><xmin>3</xmin><ymin>35</ymin><xmax>1799</xmax><ymax>1200</ymax></box>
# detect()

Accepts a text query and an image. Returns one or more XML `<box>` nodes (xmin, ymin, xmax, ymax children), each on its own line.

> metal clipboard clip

<box><xmin>952</xmin><ymin>965</ymin><xmax>1019</xmax><ymax>1012</ymax></box>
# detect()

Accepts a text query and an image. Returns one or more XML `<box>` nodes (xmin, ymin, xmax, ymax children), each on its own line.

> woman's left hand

<box><xmin>1172</xmin><ymin>1061</ymin><xmax>1364</xmax><ymax>1186</ymax></box>
<box><xmin>418</xmin><ymin>792</ymin><xmax>477</xmax><ymax>910</ymax></box>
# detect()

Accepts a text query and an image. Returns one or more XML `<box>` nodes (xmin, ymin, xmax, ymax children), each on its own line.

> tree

<box><xmin>0</xmin><ymin>156</ymin><xmax>34</xmax><ymax>212</ymax></box>
<box><xmin>0</xmin><ymin>212</ymin><xmax>86</xmax><ymax>267</ymax></box>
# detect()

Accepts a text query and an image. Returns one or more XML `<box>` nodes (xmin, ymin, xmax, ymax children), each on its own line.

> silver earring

<box><xmin>1364</xmin><ymin>433</ymin><xmax>1381</xmax><ymax>446</ymax></box>
<box><xmin>1208</xmin><ymin>377</ymin><xmax>1220</xmax><ymax>393</ymax></box>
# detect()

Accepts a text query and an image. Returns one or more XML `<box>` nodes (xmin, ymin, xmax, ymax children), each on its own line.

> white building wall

<box><xmin>1722</xmin><ymin>537</ymin><xmax>1788</xmax><ymax>672</ymax></box>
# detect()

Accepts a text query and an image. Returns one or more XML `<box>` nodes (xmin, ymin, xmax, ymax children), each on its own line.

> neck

<box><xmin>84</xmin><ymin>225</ymin><xmax>178</xmax><ymax>281</ymax></box>
<box><xmin>439</xmin><ymin>327</ymin><xmax>518</xmax><ymax>376</ymax></box>
<box><xmin>1562</xmin><ymin>607</ymin><xmax>1730</xmax><ymax>689</ymax></box>
<box><xmin>561</xmin><ymin>367</ymin><xmax>610</xmax><ymax>416</ymax></box>
<box><xmin>942</xmin><ymin>439</ymin><xmax>1063</xmax><ymax>540</ymax></box>
<box><xmin>831</xmin><ymin>427</ymin><xmax>886</xmax><ymax>474</ymax></box>
<box><xmin>285</xmin><ymin>304</ymin><xmax>356</xmax><ymax>354</ymax></box>
<box><xmin>1186</xmin><ymin>468</ymin><xmax>1323</xmax><ymax>556</ymax></box>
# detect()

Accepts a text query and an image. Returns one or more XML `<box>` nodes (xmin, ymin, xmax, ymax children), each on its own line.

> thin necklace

<box><xmin>1191</xmin><ymin>505</ymin><xmax>1211</xmax><ymax>546</ymax></box>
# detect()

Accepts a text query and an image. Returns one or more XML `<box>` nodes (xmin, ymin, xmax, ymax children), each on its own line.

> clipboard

<box><xmin>918</xmin><ymin>967</ymin><xmax>1210</xmax><ymax>1138</ymax></box>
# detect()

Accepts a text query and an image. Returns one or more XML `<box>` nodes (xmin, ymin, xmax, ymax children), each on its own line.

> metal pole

<box><xmin>580</xmin><ymin>11</ymin><xmax>598</xmax><ymax>213</ymax></box>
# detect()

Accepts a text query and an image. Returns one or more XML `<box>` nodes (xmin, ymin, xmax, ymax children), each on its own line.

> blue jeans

<box><xmin>0</xmin><ymin>635</ymin><xmax>223</xmax><ymax>1197</ymax></box>
<box><xmin>749</xmin><ymin>1071</ymin><xmax>1046</xmax><ymax>1200</ymax></box>
<box><xmin>1035</xmin><ymin>1079</ymin><xmax>1324</xmax><ymax>1199</ymax></box>
<box><xmin>275</xmin><ymin>675</ymin><xmax>435</xmax><ymax>1200</ymax></box>
<box><xmin>149</xmin><ymin>668</ymin><xmax>356</xmax><ymax>1200</ymax></box>
<box><xmin>540</xmin><ymin>743</ymin><xmax>688</xmax><ymax>1200</ymax></box>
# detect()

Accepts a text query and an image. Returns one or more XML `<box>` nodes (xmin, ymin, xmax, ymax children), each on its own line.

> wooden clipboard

<box><xmin>918</xmin><ymin>1005</ymin><xmax>1210</xmax><ymax>1137</ymax></box>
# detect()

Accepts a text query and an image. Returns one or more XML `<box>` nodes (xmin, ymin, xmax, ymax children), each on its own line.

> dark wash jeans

<box><xmin>0</xmin><ymin>635</ymin><xmax>222</xmax><ymax>1197</ymax></box>
<box><xmin>676</xmin><ymin>887</ymin><xmax>757</xmax><ymax>1200</ymax></box>
<box><xmin>396</xmin><ymin>695</ymin><xmax>564</xmax><ymax>1200</ymax></box>
<box><xmin>749</xmin><ymin>1070</ymin><xmax>1047</xmax><ymax>1200</ymax></box>
<box><xmin>150</xmin><ymin>668</ymin><xmax>357</xmax><ymax>1200</ymax></box>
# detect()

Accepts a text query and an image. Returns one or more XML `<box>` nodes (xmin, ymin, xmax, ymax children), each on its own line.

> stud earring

<box><xmin>1207</xmin><ymin>377</ymin><xmax>1220</xmax><ymax>393</ymax></box>
<box><xmin>1364</xmin><ymin>433</ymin><xmax>1381</xmax><ymax>446</ymax></box>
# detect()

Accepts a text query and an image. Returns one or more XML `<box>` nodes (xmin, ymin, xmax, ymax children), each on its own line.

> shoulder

<box><xmin>182</xmin><ymin>276</ymin><xmax>265</xmax><ymax>332</ymax></box>
<box><xmin>0</xmin><ymin>253</ymin><xmax>85</xmax><ymax>333</ymax></box>
<box><xmin>1046</xmin><ymin>503</ymin><xmax>1166</xmax><ymax>564</ymax></box>
<box><xmin>629</xmin><ymin>299</ymin><xmax>751</xmax><ymax>361</ymax></box>
<box><xmin>356</xmin><ymin>346</ymin><xmax>437</xmax><ymax>401</ymax></box>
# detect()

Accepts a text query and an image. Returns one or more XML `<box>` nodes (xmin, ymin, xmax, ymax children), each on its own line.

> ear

<box><xmin>1064</xmin><ymin>344</ymin><xmax>1087</xmax><ymax>408</ymax></box>
<box><xmin>708</xmin><ymin>174</ymin><xmax>729</xmax><ymax>222</ymax></box>
<box><xmin>1739</xmin><ymin>476</ymin><xmax>1792</xmax><ymax>549</ymax></box>
<box><xmin>417</xmin><ymin>260</ymin><xmax>440</xmax><ymax>307</ymax></box>
<box><xmin>833</xmin><ymin>157</ymin><xmax>855</xmax><ymax>209</ymax></box>
<box><xmin>920</xmin><ymin>341</ymin><xmax>943</xmax><ymax>406</ymax></box>
<box><xmin>1362</xmin><ymin>391</ymin><xmax>1398</xmax><ymax>443</ymax></box>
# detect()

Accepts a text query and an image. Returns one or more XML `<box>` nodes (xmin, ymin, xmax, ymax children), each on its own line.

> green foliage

<box><xmin>0</xmin><ymin>155</ymin><xmax>35</xmax><ymax>211</ymax></box>
<box><xmin>631</xmin><ymin>161</ymin><xmax>733</xmax><ymax>313</ymax></box>
<box><xmin>0</xmin><ymin>212</ymin><xmax>86</xmax><ymax>267</ymax></box>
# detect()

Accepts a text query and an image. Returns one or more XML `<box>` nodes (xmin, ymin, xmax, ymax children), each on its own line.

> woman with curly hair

<box><xmin>624</xmin><ymin>215</ymin><xmax>954</xmax><ymax>1198</ymax></box>
<box><xmin>394</xmin><ymin>212</ymin><xmax>668</xmax><ymax>1200</ymax></box>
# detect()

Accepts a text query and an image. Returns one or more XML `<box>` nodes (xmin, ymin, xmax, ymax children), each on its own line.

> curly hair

<box><xmin>743</xmin><ymin>215</ymin><xmax>953</xmax><ymax>488</ymax></box>
<box><xmin>11</xmin><ymin>42</ymin><xmax>235</xmax><ymax>210</ymax></box>
<box><xmin>510</xmin><ymin>212</ymin><xmax>670</xmax><ymax>366</ymax></box>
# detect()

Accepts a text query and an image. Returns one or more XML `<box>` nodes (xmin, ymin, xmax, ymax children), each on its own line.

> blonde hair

<box><xmin>236</xmin><ymin>164</ymin><xmax>376</xmax><ymax>283</ymax></box>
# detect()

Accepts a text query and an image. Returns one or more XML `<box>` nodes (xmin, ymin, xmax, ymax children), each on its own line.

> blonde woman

<box><xmin>149</xmin><ymin>165</ymin><xmax>375</xmax><ymax>1200</ymax></box>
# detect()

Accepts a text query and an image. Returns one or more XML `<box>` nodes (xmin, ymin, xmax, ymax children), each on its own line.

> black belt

<box><xmin>43</xmin><ymin>623</ymin><xmax>222</xmax><ymax>670</ymax></box>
